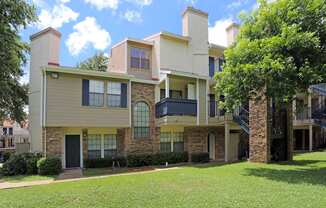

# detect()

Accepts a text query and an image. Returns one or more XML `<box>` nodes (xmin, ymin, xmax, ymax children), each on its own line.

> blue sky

<box><xmin>21</xmin><ymin>0</ymin><xmax>258</xmax><ymax>83</ymax></box>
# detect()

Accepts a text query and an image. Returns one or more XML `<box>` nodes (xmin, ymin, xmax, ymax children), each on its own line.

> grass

<box><xmin>0</xmin><ymin>150</ymin><xmax>326</xmax><ymax>208</ymax></box>
<box><xmin>0</xmin><ymin>175</ymin><xmax>54</xmax><ymax>183</ymax></box>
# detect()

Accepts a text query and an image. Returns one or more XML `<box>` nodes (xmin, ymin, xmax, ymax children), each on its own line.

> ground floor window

<box><xmin>88</xmin><ymin>134</ymin><xmax>117</xmax><ymax>159</ymax></box>
<box><xmin>104</xmin><ymin>134</ymin><xmax>117</xmax><ymax>158</ymax></box>
<box><xmin>160</xmin><ymin>132</ymin><xmax>184</xmax><ymax>153</ymax></box>
<box><xmin>87</xmin><ymin>134</ymin><xmax>101</xmax><ymax>159</ymax></box>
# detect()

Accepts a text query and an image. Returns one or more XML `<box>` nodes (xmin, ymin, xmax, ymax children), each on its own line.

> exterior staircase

<box><xmin>233</xmin><ymin>106</ymin><xmax>250</xmax><ymax>134</ymax></box>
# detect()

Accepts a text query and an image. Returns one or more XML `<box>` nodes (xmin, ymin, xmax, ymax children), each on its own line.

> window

<box><xmin>160</xmin><ymin>132</ymin><xmax>184</xmax><ymax>153</ymax></box>
<box><xmin>133</xmin><ymin>102</ymin><xmax>150</xmax><ymax>138</ymax></box>
<box><xmin>104</xmin><ymin>134</ymin><xmax>117</xmax><ymax>158</ymax></box>
<box><xmin>89</xmin><ymin>80</ymin><xmax>104</xmax><ymax>106</ymax></box>
<box><xmin>218</xmin><ymin>57</ymin><xmax>225</xmax><ymax>72</ymax></box>
<box><xmin>130</xmin><ymin>47</ymin><xmax>150</xmax><ymax>69</ymax></box>
<box><xmin>87</xmin><ymin>134</ymin><xmax>101</xmax><ymax>159</ymax></box>
<box><xmin>107</xmin><ymin>82</ymin><xmax>121</xmax><ymax>107</ymax></box>
<box><xmin>160</xmin><ymin>89</ymin><xmax>183</xmax><ymax>100</ymax></box>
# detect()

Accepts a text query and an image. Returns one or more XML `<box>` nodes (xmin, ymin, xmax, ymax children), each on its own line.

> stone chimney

<box><xmin>226</xmin><ymin>22</ymin><xmax>239</xmax><ymax>46</ymax></box>
<box><xmin>182</xmin><ymin>6</ymin><xmax>209</xmax><ymax>76</ymax></box>
<box><xmin>29</xmin><ymin>27</ymin><xmax>61</xmax><ymax>152</ymax></box>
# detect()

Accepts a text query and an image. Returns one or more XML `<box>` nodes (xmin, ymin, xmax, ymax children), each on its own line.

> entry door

<box><xmin>65</xmin><ymin>135</ymin><xmax>81</xmax><ymax>168</ymax></box>
<box><xmin>208</xmin><ymin>133</ymin><xmax>216</xmax><ymax>160</ymax></box>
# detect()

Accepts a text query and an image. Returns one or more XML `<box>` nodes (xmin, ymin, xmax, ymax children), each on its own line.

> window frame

<box><xmin>130</xmin><ymin>47</ymin><xmax>150</xmax><ymax>70</ymax></box>
<box><xmin>88</xmin><ymin>80</ymin><xmax>104</xmax><ymax>107</ymax></box>
<box><xmin>107</xmin><ymin>81</ymin><xmax>122</xmax><ymax>108</ymax></box>
<box><xmin>133</xmin><ymin>101</ymin><xmax>150</xmax><ymax>139</ymax></box>
<box><xmin>160</xmin><ymin>132</ymin><xmax>184</xmax><ymax>153</ymax></box>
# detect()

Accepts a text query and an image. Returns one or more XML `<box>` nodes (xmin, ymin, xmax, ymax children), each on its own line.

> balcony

<box><xmin>156</xmin><ymin>98</ymin><xmax>197</xmax><ymax>118</ymax></box>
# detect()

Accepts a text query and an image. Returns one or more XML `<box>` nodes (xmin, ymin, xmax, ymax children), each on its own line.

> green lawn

<box><xmin>1</xmin><ymin>151</ymin><xmax>326</xmax><ymax>208</ymax></box>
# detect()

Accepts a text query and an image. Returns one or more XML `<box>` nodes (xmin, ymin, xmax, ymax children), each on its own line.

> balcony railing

<box><xmin>155</xmin><ymin>98</ymin><xmax>197</xmax><ymax>118</ymax></box>
<box><xmin>295</xmin><ymin>106</ymin><xmax>326</xmax><ymax>120</ymax></box>
<box><xmin>0</xmin><ymin>135</ymin><xmax>30</xmax><ymax>149</ymax></box>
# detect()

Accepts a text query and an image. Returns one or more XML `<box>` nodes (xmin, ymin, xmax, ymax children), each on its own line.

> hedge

<box><xmin>190</xmin><ymin>152</ymin><xmax>210</xmax><ymax>163</ymax></box>
<box><xmin>127</xmin><ymin>152</ymin><xmax>188</xmax><ymax>167</ymax></box>
<box><xmin>1</xmin><ymin>153</ymin><xmax>42</xmax><ymax>176</ymax></box>
<box><xmin>84</xmin><ymin>157</ymin><xmax>127</xmax><ymax>168</ymax></box>
<box><xmin>37</xmin><ymin>157</ymin><xmax>62</xmax><ymax>175</ymax></box>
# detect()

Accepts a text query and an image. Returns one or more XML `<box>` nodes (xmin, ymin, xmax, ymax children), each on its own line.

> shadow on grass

<box><xmin>243</xmin><ymin>163</ymin><xmax>326</xmax><ymax>186</ymax></box>
<box><xmin>187</xmin><ymin>160</ymin><xmax>247</xmax><ymax>169</ymax></box>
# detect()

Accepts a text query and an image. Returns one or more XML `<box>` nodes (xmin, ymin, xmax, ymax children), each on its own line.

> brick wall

<box><xmin>122</xmin><ymin>82</ymin><xmax>160</xmax><ymax>154</ymax></box>
<box><xmin>184</xmin><ymin>126</ymin><xmax>225</xmax><ymax>161</ymax></box>
<box><xmin>43</xmin><ymin>127</ymin><xmax>64</xmax><ymax>158</ymax></box>
<box><xmin>249</xmin><ymin>95</ymin><xmax>271</xmax><ymax>163</ymax></box>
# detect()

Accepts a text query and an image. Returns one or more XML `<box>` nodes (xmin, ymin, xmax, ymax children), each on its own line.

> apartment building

<box><xmin>29</xmin><ymin>7</ymin><xmax>247</xmax><ymax>168</ymax></box>
<box><xmin>29</xmin><ymin>6</ymin><xmax>325</xmax><ymax>168</ymax></box>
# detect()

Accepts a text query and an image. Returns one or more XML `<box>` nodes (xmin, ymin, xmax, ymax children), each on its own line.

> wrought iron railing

<box><xmin>0</xmin><ymin>135</ymin><xmax>30</xmax><ymax>149</ymax></box>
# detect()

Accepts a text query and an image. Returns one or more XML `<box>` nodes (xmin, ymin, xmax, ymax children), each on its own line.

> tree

<box><xmin>0</xmin><ymin>0</ymin><xmax>37</xmax><ymax>122</ymax></box>
<box><xmin>77</xmin><ymin>52</ymin><xmax>109</xmax><ymax>72</ymax></box>
<box><xmin>215</xmin><ymin>0</ymin><xmax>326</xmax><ymax>111</ymax></box>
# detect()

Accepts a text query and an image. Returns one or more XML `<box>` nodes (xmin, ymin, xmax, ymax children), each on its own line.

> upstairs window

<box><xmin>130</xmin><ymin>47</ymin><xmax>150</xmax><ymax>69</ymax></box>
<box><xmin>209</xmin><ymin>57</ymin><xmax>215</xmax><ymax>77</ymax></box>
<box><xmin>89</xmin><ymin>80</ymin><xmax>104</xmax><ymax>106</ymax></box>
<box><xmin>107</xmin><ymin>82</ymin><xmax>122</xmax><ymax>107</ymax></box>
<box><xmin>218</xmin><ymin>57</ymin><xmax>225</xmax><ymax>72</ymax></box>
<box><xmin>133</xmin><ymin>102</ymin><xmax>150</xmax><ymax>139</ymax></box>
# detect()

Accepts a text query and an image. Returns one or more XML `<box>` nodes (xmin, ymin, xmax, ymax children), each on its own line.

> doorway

<box><xmin>208</xmin><ymin>133</ymin><xmax>216</xmax><ymax>160</ymax></box>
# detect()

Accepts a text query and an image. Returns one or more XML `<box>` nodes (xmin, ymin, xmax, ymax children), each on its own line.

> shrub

<box><xmin>21</xmin><ymin>153</ymin><xmax>43</xmax><ymax>174</ymax></box>
<box><xmin>127</xmin><ymin>152</ymin><xmax>188</xmax><ymax>167</ymax></box>
<box><xmin>37</xmin><ymin>157</ymin><xmax>62</xmax><ymax>175</ymax></box>
<box><xmin>191</xmin><ymin>152</ymin><xmax>210</xmax><ymax>163</ymax></box>
<box><xmin>2</xmin><ymin>152</ymin><xmax>12</xmax><ymax>162</ymax></box>
<box><xmin>84</xmin><ymin>156</ymin><xmax>127</xmax><ymax>168</ymax></box>
<box><xmin>2</xmin><ymin>154</ymin><xmax>27</xmax><ymax>176</ymax></box>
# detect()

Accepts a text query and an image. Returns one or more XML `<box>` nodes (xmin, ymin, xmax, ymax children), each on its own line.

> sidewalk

<box><xmin>0</xmin><ymin>166</ymin><xmax>180</xmax><ymax>190</ymax></box>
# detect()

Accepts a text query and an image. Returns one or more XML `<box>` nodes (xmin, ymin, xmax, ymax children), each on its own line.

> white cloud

<box><xmin>66</xmin><ymin>17</ymin><xmax>111</xmax><ymax>56</ymax></box>
<box><xmin>123</xmin><ymin>10</ymin><xmax>143</xmax><ymax>23</ymax></box>
<box><xmin>37</xmin><ymin>3</ymin><xmax>79</xmax><ymax>29</ymax></box>
<box><xmin>126</xmin><ymin>0</ymin><xmax>152</xmax><ymax>6</ymax></box>
<box><xmin>84</xmin><ymin>0</ymin><xmax>119</xmax><ymax>10</ymax></box>
<box><xmin>208</xmin><ymin>18</ymin><xmax>233</xmax><ymax>47</ymax></box>
<box><xmin>227</xmin><ymin>0</ymin><xmax>249</xmax><ymax>9</ymax></box>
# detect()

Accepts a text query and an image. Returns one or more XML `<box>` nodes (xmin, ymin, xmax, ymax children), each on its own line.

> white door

<box><xmin>187</xmin><ymin>84</ymin><xmax>196</xmax><ymax>100</ymax></box>
<box><xmin>208</xmin><ymin>133</ymin><xmax>216</xmax><ymax>160</ymax></box>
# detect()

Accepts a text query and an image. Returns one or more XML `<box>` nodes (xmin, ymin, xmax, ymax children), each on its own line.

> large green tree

<box><xmin>77</xmin><ymin>52</ymin><xmax>109</xmax><ymax>72</ymax></box>
<box><xmin>0</xmin><ymin>0</ymin><xmax>37</xmax><ymax>122</ymax></box>
<box><xmin>216</xmin><ymin>0</ymin><xmax>326</xmax><ymax>111</ymax></box>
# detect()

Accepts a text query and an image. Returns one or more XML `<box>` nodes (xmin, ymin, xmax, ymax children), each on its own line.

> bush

<box><xmin>37</xmin><ymin>157</ymin><xmax>62</xmax><ymax>175</ymax></box>
<box><xmin>191</xmin><ymin>152</ymin><xmax>210</xmax><ymax>163</ymax></box>
<box><xmin>127</xmin><ymin>152</ymin><xmax>188</xmax><ymax>167</ymax></box>
<box><xmin>2</xmin><ymin>152</ymin><xmax>12</xmax><ymax>162</ymax></box>
<box><xmin>21</xmin><ymin>153</ymin><xmax>43</xmax><ymax>174</ymax></box>
<box><xmin>2</xmin><ymin>154</ymin><xmax>27</xmax><ymax>176</ymax></box>
<box><xmin>84</xmin><ymin>156</ymin><xmax>127</xmax><ymax>168</ymax></box>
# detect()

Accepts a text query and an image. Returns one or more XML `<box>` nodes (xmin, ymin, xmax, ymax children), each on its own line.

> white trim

<box><xmin>206</xmin><ymin>79</ymin><xmax>209</xmax><ymax>125</ymax></box>
<box><xmin>196</xmin><ymin>78</ymin><xmax>199</xmax><ymax>125</ymax></box>
<box><xmin>165</xmin><ymin>76</ymin><xmax>169</xmax><ymax>98</ymax></box>
<box><xmin>128</xmin><ymin>80</ymin><xmax>132</xmax><ymax>127</ymax></box>
<box><xmin>63</xmin><ymin>132</ymin><xmax>83</xmax><ymax>169</ymax></box>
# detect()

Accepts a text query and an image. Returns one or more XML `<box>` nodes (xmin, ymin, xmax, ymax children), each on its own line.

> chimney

<box><xmin>29</xmin><ymin>27</ymin><xmax>61</xmax><ymax>152</ymax></box>
<box><xmin>226</xmin><ymin>23</ymin><xmax>239</xmax><ymax>46</ymax></box>
<box><xmin>182</xmin><ymin>6</ymin><xmax>209</xmax><ymax>76</ymax></box>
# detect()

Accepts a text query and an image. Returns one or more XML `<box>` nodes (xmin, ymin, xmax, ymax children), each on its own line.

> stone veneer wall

<box><xmin>249</xmin><ymin>95</ymin><xmax>271</xmax><ymax>163</ymax></box>
<box><xmin>184</xmin><ymin>127</ymin><xmax>225</xmax><ymax>161</ymax></box>
<box><xmin>121</xmin><ymin>82</ymin><xmax>160</xmax><ymax>154</ymax></box>
<box><xmin>43</xmin><ymin>127</ymin><xmax>64</xmax><ymax>157</ymax></box>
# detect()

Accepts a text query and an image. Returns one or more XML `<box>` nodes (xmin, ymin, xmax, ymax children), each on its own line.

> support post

<box><xmin>165</xmin><ymin>76</ymin><xmax>169</xmax><ymax>98</ymax></box>
<box><xmin>224</xmin><ymin>122</ymin><xmax>230</xmax><ymax>162</ymax></box>
<box><xmin>309</xmin><ymin>125</ymin><xmax>313</xmax><ymax>152</ymax></box>
<box><xmin>308</xmin><ymin>92</ymin><xmax>312</xmax><ymax>119</ymax></box>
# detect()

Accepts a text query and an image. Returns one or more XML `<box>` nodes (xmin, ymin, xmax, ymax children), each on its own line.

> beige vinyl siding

<box><xmin>108</xmin><ymin>42</ymin><xmax>126</xmax><ymax>73</ymax></box>
<box><xmin>45</xmin><ymin>73</ymin><xmax>130</xmax><ymax>127</ymax></box>
<box><xmin>156</xmin><ymin>116</ymin><xmax>196</xmax><ymax>126</ymax></box>
<box><xmin>198</xmin><ymin>79</ymin><xmax>207</xmax><ymax>124</ymax></box>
